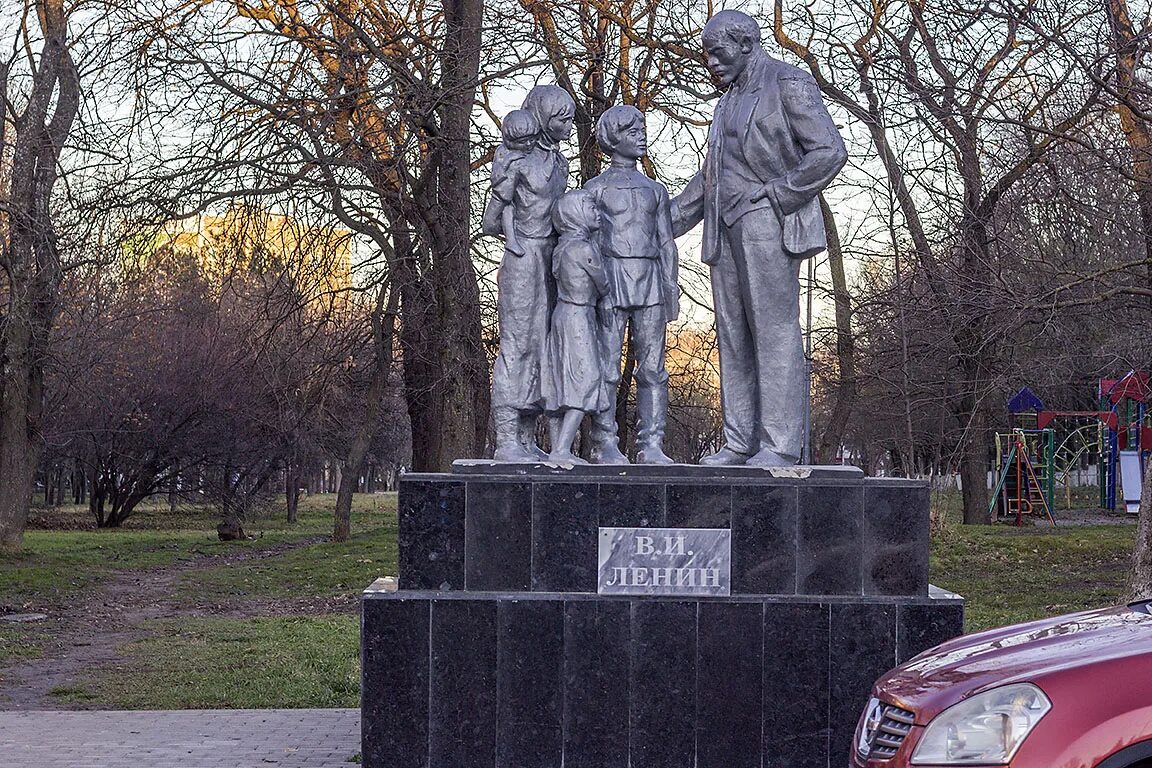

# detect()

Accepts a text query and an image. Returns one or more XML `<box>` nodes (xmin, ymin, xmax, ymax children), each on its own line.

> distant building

<box><xmin>153</xmin><ymin>207</ymin><xmax>353</xmax><ymax>301</ymax></box>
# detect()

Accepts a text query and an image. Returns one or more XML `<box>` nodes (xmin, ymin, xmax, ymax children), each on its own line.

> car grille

<box><xmin>858</xmin><ymin>702</ymin><xmax>916</xmax><ymax>760</ymax></box>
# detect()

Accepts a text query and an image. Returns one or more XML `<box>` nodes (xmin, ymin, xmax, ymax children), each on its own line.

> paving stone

<box><xmin>0</xmin><ymin>709</ymin><xmax>360</xmax><ymax>767</ymax></box>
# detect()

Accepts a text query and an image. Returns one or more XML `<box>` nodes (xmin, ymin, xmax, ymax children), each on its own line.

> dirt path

<box><xmin>0</xmin><ymin>538</ymin><xmax>354</xmax><ymax>710</ymax></box>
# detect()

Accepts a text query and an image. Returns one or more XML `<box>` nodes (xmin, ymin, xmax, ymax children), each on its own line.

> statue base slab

<box><xmin>361</xmin><ymin>585</ymin><xmax>963</xmax><ymax>768</ymax></box>
<box><xmin>400</xmin><ymin>467</ymin><xmax>928</xmax><ymax>597</ymax></box>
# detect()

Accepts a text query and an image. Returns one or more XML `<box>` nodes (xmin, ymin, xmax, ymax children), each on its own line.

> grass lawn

<box><xmin>50</xmin><ymin>616</ymin><xmax>360</xmax><ymax>709</ymax></box>
<box><xmin>0</xmin><ymin>493</ymin><xmax>395</xmax><ymax>704</ymax></box>
<box><xmin>174</xmin><ymin>527</ymin><xmax>398</xmax><ymax>604</ymax></box>
<box><xmin>0</xmin><ymin>487</ymin><xmax>1143</xmax><ymax>708</ymax></box>
<box><xmin>3</xmin><ymin>494</ymin><xmax>395</xmax><ymax>609</ymax></box>
<box><xmin>931</xmin><ymin>523</ymin><xmax>1133</xmax><ymax>632</ymax></box>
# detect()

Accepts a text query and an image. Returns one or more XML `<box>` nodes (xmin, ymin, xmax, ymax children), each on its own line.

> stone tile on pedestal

<box><xmin>532</xmin><ymin>483</ymin><xmax>599</xmax><ymax>592</ymax></box>
<box><xmin>598</xmin><ymin>483</ymin><xmax>665</xmax><ymax>528</ymax></box>
<box><xmin>763</xmin><ymin>602</ymin><xmax>830</xmax><ymax>768</ymax></box>
<box><xmin>797</xmin><ymin>484</ymin><xmax>863</xmax><ymax>595</ymax></box>
<box><xmin>630</xmin><ymin>601</ymin><xmax>697</xmax><ymax>768</ymax></box>
<box><xmin>465</xmin><ymin>482</ymin><xmax>531</xmax><ymax>591</ymax></box>
<box><xmin>429</xmin><ymin>600</ymin><xmax>497</xmax><ymax>768</ymax></box>
<box><xmin>562</xmin><ymin>601</ymin><xmax>631</xmax><ymax>768</ymax></box>
<box><xmin>697</xmin><ymin>602</ymin><xmax>763</xmax><ymax>768</ymax></box>
<box><xmin>899</xmin><ymin>600</ymin><xmax>965</xmax><ymax>661</ymax></box>
<box><xmin>829</xmin><ymin>603</ymin><xmax>898</xmax><ymax>762</ymax></box>
<box><xmin>666</xmin><ymin>485</ymin><xmax>731</xmax><ymax>528</ymax></box>
<box><xmin>497</xmin><ymin>600</ymin><xmax>564</xmax><ymax>768</ymax></box>
<box><xmin>398</xmin><ymin>480</ymin><xmax>465</xmax><ymax>590</ymax></box>
<box><xmin>731</xmin><ymin>485</ymin><xmax>797</xmax><ymax>594</ymax></box>
<box><xmin>864</xmin><ymin>484</ymin><xmax>929</xmax><ymax>596</ymax></box>
<box><xmin>361</xmin><ymin>599</ymin><xmax>429</xmax><ymax>768</ymax></box>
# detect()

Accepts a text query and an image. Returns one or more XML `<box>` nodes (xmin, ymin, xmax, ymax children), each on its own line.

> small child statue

<box><xmin>584</xmin><ymin>105</ymin><xmax>679</xmax><ymax>464</ymax></box>
<box><xmin>543</xmin><ymin>190</ymin><xmax>609</xmax><ymax>463</ymax></box>
<box><xmin>481</xmin><ymin>109</ymin><xmax>541</xmax><ymax>258</ymax></box>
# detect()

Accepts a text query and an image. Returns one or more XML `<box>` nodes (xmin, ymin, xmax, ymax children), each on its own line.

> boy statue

<box><xmin>584</xmin><ymin>105</ymin><xmax>679</xmax><ymax>464</ymax></box>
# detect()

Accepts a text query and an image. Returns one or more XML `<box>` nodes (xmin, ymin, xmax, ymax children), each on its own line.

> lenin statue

<box><xmin>671</xmin><ymin>10</ymin><xmax>847</xmax><ymax>467</ymax></box>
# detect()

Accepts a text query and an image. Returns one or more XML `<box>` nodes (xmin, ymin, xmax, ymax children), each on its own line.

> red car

<box><xmin>852</xmin><ymin>601</ymin><xmax>1152</xmax><ymax>768</ymax></box>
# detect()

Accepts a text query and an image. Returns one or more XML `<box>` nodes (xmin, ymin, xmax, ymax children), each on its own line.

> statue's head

<box><xmin>553</xmin><ymin>189</ymin><xmax>600</xmax><ymax>236</ymax></box>
<box><xmin>522</xmin><ymin>85</ymin><xmax>576</xmax><ymax>144</ymax></box>
<box><xmin>595</xmin><ymin>105</ymin><xmax>646</xmax><ymax>160</ymax></box>
<box><xmin>701</xmin><ymin>10</ymin><xmax>762</xmax><ymax>87</ymax></box>
<box><xmin>500</xmin><ymin>109</ymin><xmax>540</xmax><ymax>151</ymax></box>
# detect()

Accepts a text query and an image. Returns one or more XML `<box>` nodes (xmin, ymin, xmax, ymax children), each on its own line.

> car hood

<box><xmin>877</xmin><ymin>604</ymin><xmax>1152</xmax><ymax>722</ymax></box>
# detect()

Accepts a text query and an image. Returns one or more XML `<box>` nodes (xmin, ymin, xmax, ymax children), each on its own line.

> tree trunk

<box><xmin>73</xmin><ymin>462</ymin><xmax>85</xmax><ymax>505</ymax></box>
<box><xmin>285</xmin><ymin>465</ymin><xmax>300</xmax><ymax>524</ymax></box>
<box><xmin>1106</xmin><ymin>0</ymin><xmax>1152</xmax><ymax>280</ymax></box>
<box><xmin>953</xmin><ymin>194</ymin><xmax>996</xmax><ymax>524</ymax></box>
<box><xmin>815</xmin><ymin>196</ymin><xmax>856</xmax><ymax>463</ymax></box>
<box><xmin>333</xmin><ymin>468</ymin><xmax>356</xmax><ymax>542</ymax></box>
<box><xmin>0</xmin><ymin>392</ymin><xmax>37</xmax><ymax>547</ymax></box>
<box><xmin>334</xmin><ymin>281</ymin><xmax>398</xmax><ymax>541</ymax></box>
<box><xmin>1127</xmin><ymin>457</ymin><xmax>1152</xmax><ymax>600</ymax></box>
<box><xmin>1107</xmin><ymin>0</ymin><xmax>1152</xmax><ymax>597</ymax></box>
<box><xmin>959</xmin><ymin>404</ymin><xmax>992</xmax><ymax>525</ymax></box>
<box><xmin>405</xmin><ymin>0</ymin><xmax>486</xmax><ymax>474</ymax></box>
<box><xmin>103</xmin><ymin>491</ymin><xmax>149</xmax><ymax>528</ymax></box>
<box><xmin>0</xmin><ymin>0</ymin><xmax>78</xmax><ymax>550</ymax></box>
<box><xmin>615</xmin><ymin>333</ymin><xmax>637</xmax><ymax>456</ymax></box>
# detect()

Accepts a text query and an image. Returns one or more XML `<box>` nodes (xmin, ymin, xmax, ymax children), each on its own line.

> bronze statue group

<box><xmin>483</xmin><ymin>11</ymin><xmax>847</xmax><ymax>468</ymax></box>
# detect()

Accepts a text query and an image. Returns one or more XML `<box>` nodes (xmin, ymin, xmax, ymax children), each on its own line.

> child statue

<box><xmin>542</xmin><ymin>190</ymin><xmax>609</xmax><ymax>463</ymax></box>
<box><xmin>584</xmin><ymin>105</ymin><xmax>679</xmax><ymax>464</ymax></box>
<box><xmin>480</xmin><ymin>86</ymin><xmax>576</xmax><ymax>461</ymax></box>
<box><xmin>482</xmin><ymin>109</ymin><xmax>540</xmax><ymax>258</ymax></box>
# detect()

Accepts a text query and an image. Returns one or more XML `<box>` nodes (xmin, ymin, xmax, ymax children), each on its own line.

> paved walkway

<box><xmin>0</xmin><ymin>709</ymin><xmax>360</xmax><ymax>767</ymax></box>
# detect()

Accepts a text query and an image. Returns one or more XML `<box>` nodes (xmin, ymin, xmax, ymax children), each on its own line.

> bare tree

<box><xmin>776</xmin><ymin>0</ymin><xmax>1109</xmax><ymax>521</ymax></box>
<box><xmin>1106</xmin><ymin>0</ymin><xmax>1152</xmax><ymax>279</ymax></box>
<box><xmin>136</xmin><ymin>0</ymin><xmax>488</xmax><ymax>482</ymax></box>
<box><xmin>0</xmin><ymin>0</ymin><xmax>79</xmax><ymax>548</ymax></box>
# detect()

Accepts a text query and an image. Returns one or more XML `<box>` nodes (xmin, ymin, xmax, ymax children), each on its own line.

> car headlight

<box><xmin>911</xmin><ymin>683</ymin><xmax>1051</xmax><ymax>765</ymax></box>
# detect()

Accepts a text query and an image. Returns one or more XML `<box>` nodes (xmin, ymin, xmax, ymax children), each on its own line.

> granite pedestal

<box><xmin>362</xmin><ymin>464</ymin><xmax>964</xmax><ymax>768</ymax></box>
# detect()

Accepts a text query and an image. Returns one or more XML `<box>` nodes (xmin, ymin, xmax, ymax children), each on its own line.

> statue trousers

<box><xmin>710</xmin><ymin>207</ymin><xmax>805</xmax><ymax>460</ymax></box>
<box><xmin>592</xmin><ymin>304</ymin><xmax>669</xmax><ymax>442</ymax></box>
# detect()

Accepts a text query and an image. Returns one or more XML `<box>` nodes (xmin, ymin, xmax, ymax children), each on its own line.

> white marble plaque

<box><xmin>597</xmin><ymin>527</ymin><xmax>731</xmax><ymax>596</ymax></box>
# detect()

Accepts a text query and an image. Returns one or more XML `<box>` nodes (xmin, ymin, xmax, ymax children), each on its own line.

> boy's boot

<box><xmin>589</xmin><ymin>390</ymin><xmax>629</xmax><ymax>464</ymax></box>
<box><xmin>635</xmin><ymin>385</ymin><xmax>674</xmax><ymax>464</ymax></box>
<box><xmin>493</xmin><ymin>406</ymin><xmax>535</xmax><ymax>462</ymax></box>
<box><xmin>519</xmin><ymin>411</ymin><xmax>549</xmax><ymax>460</ymax></box>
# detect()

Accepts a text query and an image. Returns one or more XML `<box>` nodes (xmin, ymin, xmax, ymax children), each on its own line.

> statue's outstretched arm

<box><xmin>669</xmin><ymin>170</ymin><xmax>704</xmax><ymax>237</ymax></box>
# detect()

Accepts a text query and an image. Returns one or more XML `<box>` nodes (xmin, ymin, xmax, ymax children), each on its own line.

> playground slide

<box><xmin>1120</xmin><ymin>450</ymin><xmax>1143</xmax><ymax>514</ymax></box>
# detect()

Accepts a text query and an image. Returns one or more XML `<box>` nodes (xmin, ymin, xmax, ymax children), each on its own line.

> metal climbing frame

<box><xmin>989</xmin><ymin>429</ymin><xmax>1056</xmax><ymax>525</ymax></box>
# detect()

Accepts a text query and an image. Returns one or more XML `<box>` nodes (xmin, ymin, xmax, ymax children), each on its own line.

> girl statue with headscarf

<box><xmin>482</xmin><ymin>85</ymin><xmax>576</xmax><ymax>461</ymax></box>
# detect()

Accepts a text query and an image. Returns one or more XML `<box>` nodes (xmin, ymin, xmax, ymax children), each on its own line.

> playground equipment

<box><xmin>995</xmin><ymin>373</ymin><xmax>1152</xmax><ymax>518</ymax></box>
<box><xmin>988</xmin><ymin>429</ymin><xmax>1056</xmax><ymax>525</ymax></box>
<box><xmin>1095</xmin><ymin>371</ymin><xmax>1151</xmax><ymax>512</ymax></box>
<box><xmin>1052</xmin><ymin>422</ymin><xmax>1104</xmax><ymax>507</ymax></box>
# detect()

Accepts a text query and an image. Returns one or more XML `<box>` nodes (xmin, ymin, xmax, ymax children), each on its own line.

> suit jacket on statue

<box><xmin>673</xmin><ymin>52</ymin><xmax>847</xmax><ymax>262</ymax></box>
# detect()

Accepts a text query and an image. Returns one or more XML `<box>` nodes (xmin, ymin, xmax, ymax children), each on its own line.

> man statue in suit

<box><xmin>671</xmin><ymin>10</ymin><xmax>847</xmax><ymax>467</ymax></box>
